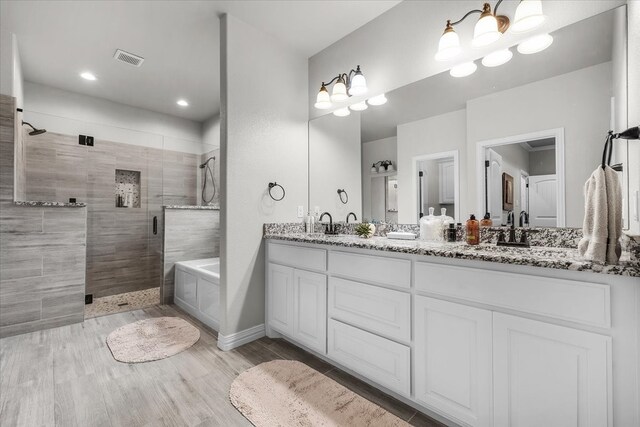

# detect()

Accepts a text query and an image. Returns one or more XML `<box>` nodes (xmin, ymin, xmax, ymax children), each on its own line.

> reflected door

<box><xmin>486</xmin><ymin>149</ymin><xmax>503</xmax><ymax>224</ymax></box>
<box><xmin>528</xmin><ymin>174</ymin><xmax>557</xmax><ymax>227</ymax></box>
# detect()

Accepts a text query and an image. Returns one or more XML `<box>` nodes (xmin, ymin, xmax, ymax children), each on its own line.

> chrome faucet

<box><xmin>319</xmin><ymin>212</ymin><xmax>338</xmax><ymax>235</ymax></box>
<box><xmin>346</xmin><ymin>212</ymin><xmax>357</xmax><ymax>223</ymax></box>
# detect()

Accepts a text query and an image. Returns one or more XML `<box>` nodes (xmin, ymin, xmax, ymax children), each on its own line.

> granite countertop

<box><xmin>264</xmin><ymin>232</ymin><xmax>640</xmax><ymax>277</ymax></box>
<box><xmin>14</xmin><ymin>200</ymin><xmax>87</xmax><ymax>208</ymax></box>
<box><xmin>163</xmin><ymin>205</ymin><xmax>220</xmax><ymax>210</ymax></box>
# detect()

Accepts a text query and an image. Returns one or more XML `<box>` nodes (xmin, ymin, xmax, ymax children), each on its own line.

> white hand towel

<box><xmin>578</xmin><ymin>165</ymin><xmax>622</xmax><ymax>264</ymax></box>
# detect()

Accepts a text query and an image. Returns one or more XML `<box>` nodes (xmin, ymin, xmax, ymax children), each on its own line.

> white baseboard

<box><xmin>217</xmin><ymin>323</ymin><xmax>265</xmax><ymax>351</ymax></box>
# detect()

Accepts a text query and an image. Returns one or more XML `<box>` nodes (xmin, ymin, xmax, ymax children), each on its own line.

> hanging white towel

<box><xmin>578</xmin><ymin>165</ymin><xmax>622</xmax><ymax>264</ymax></box>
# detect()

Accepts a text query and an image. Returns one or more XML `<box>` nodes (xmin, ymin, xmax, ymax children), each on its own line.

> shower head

<box><xmin>199</xmin><ymin>156</ymin><xmax>216</xmax><ymax>169</ymax></box>
<box><xmin>22</xmin><ymin>121</ymin><xmax>46</xmax><ymax>136</ymax></box>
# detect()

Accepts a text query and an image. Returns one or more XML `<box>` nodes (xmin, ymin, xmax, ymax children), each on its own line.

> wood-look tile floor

<box><xmin>0</xmin><ymin>305</ymin><xmax>445</xmax><ymax>427</ymax></box>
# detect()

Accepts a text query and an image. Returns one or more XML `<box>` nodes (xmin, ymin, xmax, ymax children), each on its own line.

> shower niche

<box><xmin>115</xmin><ymin>169</ymin><xmax>141</xmax><ymax>208</ymax></box>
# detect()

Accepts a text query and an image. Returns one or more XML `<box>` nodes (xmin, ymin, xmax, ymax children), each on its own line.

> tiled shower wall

<box><xmin>23</xmin><ymin>131</ymin><xmax>200</xmax><ymax>298</ymax></box>
<box><xmin>0</xmin><ymin>95</ymin><xmax>87</xmax><ymax>338</ymax></box>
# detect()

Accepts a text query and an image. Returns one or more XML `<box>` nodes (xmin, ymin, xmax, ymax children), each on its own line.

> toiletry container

<box><xmin>439</xmin><ymin>208</ymin><xmax>454</xmax><ymax>241</ymax></box>
<box><xmin>480</xmin><ymin>212</ymin><xmax>493</xmax><ymax>227</ymax></box>
<box><xmin>447</xmin><ymin>223</ymin><xmax>457</xmax><ymax>242</ymax></box>
<box><xmin>466</xmin><ymin>214</ymin><xmax>480</xmax><ymax>245</ymax></box>
<box><xmin>420</xmin><ymin>207</ymin><xmax>443</xmax><ymax>241</ymax></box>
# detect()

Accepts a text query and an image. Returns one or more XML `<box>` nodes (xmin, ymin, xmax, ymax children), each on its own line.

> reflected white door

<box><xmin>529</xmin><ymin>174</ymin><xmax>557</xmax><ymax>227</ymax></box>
<box><xmin>486</xmin><ymin>149</ymin><xmax>503</xmax><ymax>223</ymax></box>
<box><xmin>371</xmin><ymin>176</ymin><xmax>386</xmax><ymax>222</ymax></box>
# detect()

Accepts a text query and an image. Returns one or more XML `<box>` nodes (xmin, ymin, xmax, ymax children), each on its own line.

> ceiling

<box><xmin>0</xmin><ymin>0</ymin><xmax>400</xmax><ymax>123</ymax></box>
<box><xmin>359</xmin><ymin>8</ymin><xmax>615</xmax><ymax>143</ymax></box>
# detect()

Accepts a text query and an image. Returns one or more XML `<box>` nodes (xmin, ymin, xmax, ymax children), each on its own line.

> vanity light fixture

<box><xmin>80</xmin><ymin>72</ymin><xmax>97</xmax><ymax>81</ymax></box>
<box><xmin>349</xmin><ymin>101</ymin><xmax>368</xmax><ymax>111</ymax></box>
<box><xmin>450</xmin><ymin>62</ymin><xmax>477</xmax><ymax>77</ymax></box>
<box><xmin>517</xmin><ymin>33</ymin><xmax>553</xmax><ymax>54</ymax></box>
<box><xmin>481</xmin><ymin>48</ymin><xmax>513</xmax><ymax>67</ymax></box>
<box><xmin>367</xmin><ymin>94</ymin><xmax>387</xmax><ymax>106</ymax></box>
<box><xmin>333</xmin><ymin>107</ymin><xmax>351</xmax><ymax>117</ymax></box>
<box><xmin>314</xmin><ymin>65</ymin><xmax>367</xmax><ymax>110</ymax></box>
<box><xmin>434</xmin><ymin>0</ymin><xmax>547</xmax><ymax>59</ymax></box>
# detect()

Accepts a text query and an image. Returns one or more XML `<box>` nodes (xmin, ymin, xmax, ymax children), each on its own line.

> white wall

<box><xmin>202</xmin><ymin>114</ymin><xmax>220</xmax><ymax>148</ymax></box>
<box><xmin>220</xmin><ymin>13</ymin><xmax>308</xmax><ymax>337</ymax></box>
<box><xmin>627</xmin><ymin>0</ymin><xmax>640</xmax><ymax>235</ymax></box>
<box><xmin>309</xmin><ymin>112</ymin><xmax>361</xmax><ymax>222</ymax></box>
<box><xmin>361</xmin><ymin>136</ymin><xmax>396</xmax><ymax>221</ymax></box>
<box><xmin>23</xmin><ymin>82</ymin><xmax>204</xmax><ymax>153</ymax></box>
<box><xmin>529</xmin><ymin>149</ymin><xmax>556</xmax><ymax>176</ymax></box>
<box><xmin>397</xmin><ymin>109</ymin><xmax>466</xmax><ymax>224</ymax></box>
<box><xmin>467</xmin><ymin>62</ymin><xmax>612</xmax><ymax>228</ymax></box>
<box><xmin>308</xmin><ymin>1</ymin><xmax>624</xmax><ymax>118</ymax></box>
<box><xmin>0</xmin><ymin>32</ymin><xmax>24</xmax><ymax>108</ymax></box>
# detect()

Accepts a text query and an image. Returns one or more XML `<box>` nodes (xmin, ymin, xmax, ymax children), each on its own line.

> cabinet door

<box><xmin>293</xmin><ymin>269</ymin><xmax>327</xmax><ymax>353</ymax></box>
<box><xmin>493</xmin><ymin>313</ymin><xmax>611</xmax><ymax>427</ymax></box>
<box><xmin>414</xmin><ymin>296</ymin><xmax>492</xmax><ymax>427</ymax></box>
<box><xmin>438</xmin><ymin>161</ymin><xmax>455</xmax><ymax>204</ymax></box>
<box><xmin>267</xmin><ymin>263</ymin><xmax>294</xmax><ymax>336</ymax></box>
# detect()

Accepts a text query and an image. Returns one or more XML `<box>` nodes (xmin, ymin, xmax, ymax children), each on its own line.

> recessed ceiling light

<box><xmin>450</xmin><ymin>62</ymin><xmax>477</xmax><ymax>77</ymax></box>
<box><xmin>176</xmin><ymin>99</ymin><xmax>189</xmax><ymax>107</ymax></box>
<box><xmin>80</xmin><ymin>72</ymin><xmax>97</xmax><ymax>81</ymax></box>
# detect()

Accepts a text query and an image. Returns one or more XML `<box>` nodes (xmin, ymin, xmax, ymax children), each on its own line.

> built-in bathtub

<box><xmin>174</xmin><ymin>258</ymin><xmax>220</xmax><ymax>331</ymax></box>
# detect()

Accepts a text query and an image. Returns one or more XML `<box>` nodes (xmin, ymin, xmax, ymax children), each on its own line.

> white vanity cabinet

<box><xmin>414</xmin><ymin>296</ymin><xmax>493</xmax><ymax>427</ymax></box>
<box><xmin>493</xmin><ymin>313</ymin><xmax>610</xmax><ymax>427</ymax></box>
<box><xmin>265</xmin><ymin>239</ymin><xmax>636</xmax><ymax>427</ymax></box>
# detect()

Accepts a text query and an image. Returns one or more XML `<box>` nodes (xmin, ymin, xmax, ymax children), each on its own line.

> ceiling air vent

<box><xmin>113</xmin><ymin>49</ymin><xmax>144</xmax><ymax>67</ymax></box>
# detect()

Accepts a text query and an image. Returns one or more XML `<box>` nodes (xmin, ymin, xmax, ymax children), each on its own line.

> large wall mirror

<box><xmin>308</xmin><ymin>6</ymin><xmax>630</xmax><ymax>228</ymax></box>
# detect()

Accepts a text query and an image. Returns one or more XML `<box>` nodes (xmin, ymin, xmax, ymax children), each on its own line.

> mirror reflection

<box><xmin>308</xmin><ymin>7</ymin><xmax>628</xmax><ymax>228</ymax></box>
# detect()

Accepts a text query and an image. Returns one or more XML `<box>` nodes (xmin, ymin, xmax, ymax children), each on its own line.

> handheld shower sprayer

<box><xmin>200</xmin><ymin>156</ymin><xmax>216</xmax><ymax>204</ymax></box>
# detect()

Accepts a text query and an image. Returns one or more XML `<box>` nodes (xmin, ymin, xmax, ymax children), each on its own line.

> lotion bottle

<box><xmin>466</xmin><ymin>214</ymin><xmax>480</xmax><ymax>245</ymax></box>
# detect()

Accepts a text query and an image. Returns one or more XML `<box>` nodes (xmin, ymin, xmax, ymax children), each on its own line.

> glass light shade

<box><xmin>481</xmin><ymin>49</ymin><xmax>513</xmax><ymax>67</ymax></box>
<box><xmin>371</xmin><ymin>164</ymin><xmax>378</xmax><ymax>173</ymax></box>
<box><xmin>333</xmin><ymin>107</ymin><xmax>351</xmax><ymax>117</ymax></box>
<box><xmin>472</xmin><ymin>14</ymin><xmax>501</xmax><ymax>47</ymax></box>
<box><xmin>517</xmin><ymin>33</ymin><xmax>553</xmax><ymax>54</ymax></box>
<box><xmin>314</xmin><ymin>87</ymin><xmax>332</xmax><ymax>109</ymax></box>
<box><xmin>349</xmin><ymin>73</ymin><xmax>367</xmax><ymax>96</ymax></box>
<box><xmin>450</xmin><ymin>62</ymin><xmax>477</xmax><ymax>78</ymax></box>
<box><xmin>331</xmin><ymin>81</ymin><xmax>348</xmax><ymax>102</ymax></box>
<box><xmin>386</xmin><ymin>163</ymin><xmax>395</xmax><ymax>172</ymax></box>
<box><xmin>367</xmin><ymin>94</ymin><xmax>387</xmax><ymax>106</ymax></box>
<box><xmin>435</xmin><ymin>29</ymin><xmax>461</xmax><ymax>61</ymax></box>
<box><xmin>80</xmin><ymin>72</ymin><xmax>97</xmax><ymax>81</ymax></box>
<box><xmin>349</xmin><ymin>101</ymin><xmax>368</xmax><ymax>111</ymax></box>
<box><xmin>512</xmin><ymin>0</ymin><xmax>546</xmax><ymax>33</ymax></box>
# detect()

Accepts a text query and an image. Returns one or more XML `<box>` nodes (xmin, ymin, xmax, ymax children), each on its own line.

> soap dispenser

<box><xmin>420</xmin><ymin>207</ymin><xmax>442</xmax><ymax>241</ymax></box>
<box><xmin>466</xmin><ymin>214</ymin><xmax>480</xmax><ymax>245</ymax></box>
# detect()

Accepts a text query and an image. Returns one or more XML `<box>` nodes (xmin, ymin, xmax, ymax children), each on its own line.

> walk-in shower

<box><xmin>200</xmin><ymin>156</ymin><xmax>216</xmax><ymax>204</ymax></box>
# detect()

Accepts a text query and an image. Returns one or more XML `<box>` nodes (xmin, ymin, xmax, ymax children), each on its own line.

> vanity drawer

<box><xmin>268</xmin><ymin>242</ymin><xmax>327</xmax><ymax>271</ymax></box>
<box><xmin>415</xmin><ymin>262</ymin><xmax>611</xmax><ymax>328</ymax></box>
<box><xmin>329</xmin><ymin>277</ymin><xmax>410</xmax><ymax>343</ymax></box>
<box><xmin>328</xmin><ymin>319</ymin><xmax>410</xmax><ymax>396</ymax></box>
<box><xmin>329</xmin><ymin>251</ymin><xmax>411</xmax><ymax>289</ymax></box>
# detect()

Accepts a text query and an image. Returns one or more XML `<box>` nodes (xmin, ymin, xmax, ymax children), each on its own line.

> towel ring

<box><xmin>268</xmin><ymin>182</ymin><xmax>285</xmax><ymax>201</ymax></box>
<box><xmin>337</xmin><ymin>189</ymin><xmax>348</xmax><ymax>204</ymax></box>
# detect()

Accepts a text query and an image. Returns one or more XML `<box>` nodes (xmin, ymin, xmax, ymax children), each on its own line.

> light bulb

<box><xmin>450</xmin><ymin>62</ymin><xmax>477</xmax><ymax>78</ymax></box>
<box><xmin>482</xmin><ymin>49</ymin><xmax>513</xmax><ymax>67</ymax></box>
<box><xmin>435</xmin><ymin>23</ymin><xmax>461</xmax><ymax>61</ymax></box>
<box><xmin>472</xmin><ymin>10</ymin><xmax>501</xmax><ymax>47</ymax></box>
<box><xmin>512</xmin><ymin>0</ymin><xmax>546</xmax><ymax>33</ymax></box>
<box><xmin>349</xmin><ymin>101</ymin><xmax>368</xmax><ymax>111</ymax></box>
<box><xmin>349</xmin><ymin>68</ymin><xmax>367</xmax><ymax>96</ymax></box>
<box><xmin>367</xmin><ymin>94</ymin><xmax>387</xmax><ymax>106</ymax></box>
<box><xmin>333</xmin><ymin>107</ymin><xmax>351</xmax><ymax>117</ymax></box>
<box><xmin>331</xmin><ymin>79</ymin><xmax>348</xmax><ymax>102</ymax></box>
<box><xmin>517</xmin><ymin>33</ymin><xmax>553</xmax><ymax>54</ymax></box>
<box><xmin>314</xmin><ymin>85</ymin><xmax>332</xmax><ymax>109</ymax></box>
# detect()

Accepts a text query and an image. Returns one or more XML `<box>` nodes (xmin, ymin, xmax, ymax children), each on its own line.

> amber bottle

<box><xmin>480</xmin><ymin>212</ymin><xmax>493</xmax><ymax>228</ymax></box>
<box><xmin>466</xmin><ymin>214</ymin><xmax>480</xmax><ymax>245</ymax></box>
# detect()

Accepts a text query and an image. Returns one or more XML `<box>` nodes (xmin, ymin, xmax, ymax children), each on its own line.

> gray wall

<box><xmin>220</xmin><ymin>13</ymin><xmax>308</xmax><ymax>337</ymax></box>
<box><xmin>362</xmin><ymin>136</ymin><xmax>397</xmax><ymax>222</ymax></box>
<box><xmin>163</xmin><ymin>209</ymin><xmax>220</xmax><ymax>304</ymax></box>
<box><xmin>529</xmin><ymin>150</ymin><xmax>556</xmax><ymax>176</ymax></box>
<box><xmin>0</xmin><ymin>95</ymin><xmax>87</xmax><ymax>338</ymax></box>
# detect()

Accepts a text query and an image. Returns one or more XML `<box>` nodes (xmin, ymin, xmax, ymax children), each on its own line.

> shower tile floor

<box><xmin>85</xmin><ymin>287</ymin><xmax>160</xmax><ymax>319</ymax></box>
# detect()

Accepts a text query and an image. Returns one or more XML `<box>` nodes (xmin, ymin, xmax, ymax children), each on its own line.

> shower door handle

<box><xmin>153</xmin><ymin>216</ymin><xmax>158</xmax><ymax>235</ymax></box>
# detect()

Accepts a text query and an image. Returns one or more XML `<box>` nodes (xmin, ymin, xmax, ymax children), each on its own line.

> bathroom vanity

<box><xmin>264</xmin><ymin>233</ymin><xmax>639</xmax><ymax>427</ymax></box>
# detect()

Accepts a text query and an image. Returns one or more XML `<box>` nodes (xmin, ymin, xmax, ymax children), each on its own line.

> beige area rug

<box><xmin>106</xmin><ymin>317</ymin><xmax>200</xmax><ymax>363</ymax></box>
<box><xmin>230</xmin><ymin>360</ymin><xmax>410</xmax><ymax>427</ymax></box>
